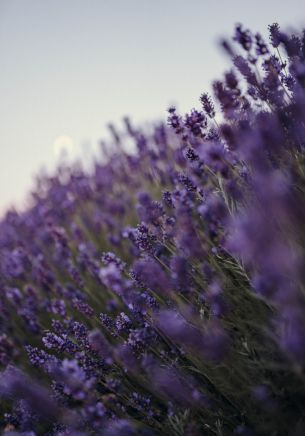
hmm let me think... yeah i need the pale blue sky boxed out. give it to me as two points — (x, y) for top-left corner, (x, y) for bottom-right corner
(1, 0), (305, 213)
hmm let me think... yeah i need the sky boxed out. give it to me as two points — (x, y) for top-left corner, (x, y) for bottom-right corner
(0, 0), (305, 214)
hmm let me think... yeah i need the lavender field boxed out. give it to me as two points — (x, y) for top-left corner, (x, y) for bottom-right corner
(1, 23), (305, 435)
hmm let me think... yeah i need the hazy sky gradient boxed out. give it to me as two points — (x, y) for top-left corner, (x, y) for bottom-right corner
(1, 0), (305, 213)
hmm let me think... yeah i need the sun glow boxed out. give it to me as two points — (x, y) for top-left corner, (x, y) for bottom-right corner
(53, 135), (74, 157)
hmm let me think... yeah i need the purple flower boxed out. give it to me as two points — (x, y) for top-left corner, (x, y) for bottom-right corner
(54, 359), (95, 401)
(88, 329), (113, 361)
(184, 109), (207, 137)
(167, 106), (185, 136)
(101, 251), (126, 271)
(132, 258), (171, 296)
(103, 419), (136, 436)
(234, 24), (252, 51)
(268, 23), (281, 48)
(200, 93), (216, 118)
(115, 312), (132, 332)
(71, 298), (94, 318)
(0, 334), (18, 366)
(0, 366), (60, 421)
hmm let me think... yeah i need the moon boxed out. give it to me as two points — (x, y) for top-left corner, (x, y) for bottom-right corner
(53, 135), (74, 157)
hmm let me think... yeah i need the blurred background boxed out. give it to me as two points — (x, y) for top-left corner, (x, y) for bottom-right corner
(0, 0), (304, 214)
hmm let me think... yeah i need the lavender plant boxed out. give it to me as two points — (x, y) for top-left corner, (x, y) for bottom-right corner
(1, 23), (305, 435)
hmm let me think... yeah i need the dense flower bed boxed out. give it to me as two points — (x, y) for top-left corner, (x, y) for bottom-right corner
(1, 23), (305, 435)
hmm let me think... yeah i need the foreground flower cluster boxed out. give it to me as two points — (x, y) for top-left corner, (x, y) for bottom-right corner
(1, 23), (305, 435)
